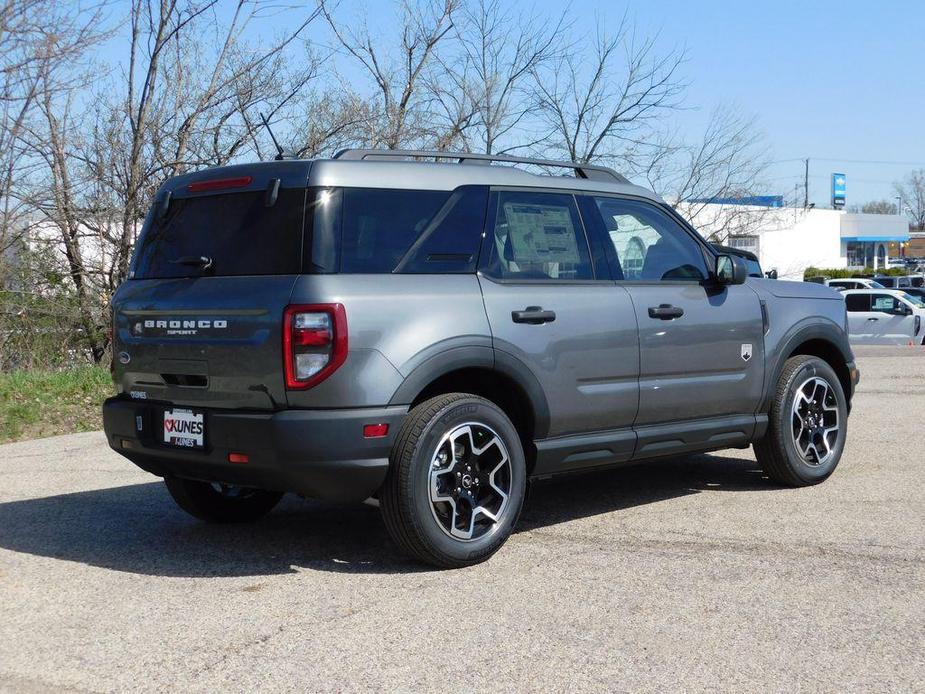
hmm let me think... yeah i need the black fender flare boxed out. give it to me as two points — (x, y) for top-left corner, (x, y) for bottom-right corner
(763, 318), (854, 412)
(389, 345), (552, 439)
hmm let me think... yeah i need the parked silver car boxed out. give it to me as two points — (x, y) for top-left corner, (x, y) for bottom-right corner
(843, 289), (925, 345)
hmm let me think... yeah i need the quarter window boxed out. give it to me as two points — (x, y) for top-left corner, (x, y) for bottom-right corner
(340, 188), (450, 273)
(308, 186), (487, 274)
(482, 191), (592, 280)
(591, 197), (707, 281)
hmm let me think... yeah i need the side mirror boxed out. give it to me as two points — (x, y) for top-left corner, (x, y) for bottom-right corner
(766, 269), (778, 280)
(715, 254), (748, 285)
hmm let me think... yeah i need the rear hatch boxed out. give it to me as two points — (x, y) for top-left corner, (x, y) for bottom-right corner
(112, 162), (312, 410)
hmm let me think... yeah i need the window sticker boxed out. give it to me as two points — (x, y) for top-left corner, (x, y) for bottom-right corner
(872, 297), (895, 312)
(503, 203), (580, 265)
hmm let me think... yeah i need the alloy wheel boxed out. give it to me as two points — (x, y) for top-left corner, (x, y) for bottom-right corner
(790, 376), (840, 466)
(428, 422), (512, 541)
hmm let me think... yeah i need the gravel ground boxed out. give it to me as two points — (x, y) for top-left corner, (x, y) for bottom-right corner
(0, 346), (922, 693)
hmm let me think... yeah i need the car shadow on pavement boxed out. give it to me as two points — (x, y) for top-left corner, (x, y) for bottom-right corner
(0, 453), (773, 577)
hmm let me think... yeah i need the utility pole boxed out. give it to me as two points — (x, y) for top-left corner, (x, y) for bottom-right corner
(803, 158), (809, 208)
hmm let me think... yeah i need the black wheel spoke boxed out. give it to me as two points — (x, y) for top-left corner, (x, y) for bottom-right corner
(429, 422), (511, 541)
(789, 376), (840, 467)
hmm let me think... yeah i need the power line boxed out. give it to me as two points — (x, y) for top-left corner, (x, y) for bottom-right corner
(811, 157), (925, 166)
(772, 156), (925, 167)
(767, 173), (903, 185)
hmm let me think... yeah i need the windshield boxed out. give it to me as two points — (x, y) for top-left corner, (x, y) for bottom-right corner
(868, 280), (885, 288)
(743, 257), (762, 277)
(901, 292), (925, 308)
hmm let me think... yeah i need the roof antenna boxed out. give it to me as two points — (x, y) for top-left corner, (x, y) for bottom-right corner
(260, 112), (288, 161)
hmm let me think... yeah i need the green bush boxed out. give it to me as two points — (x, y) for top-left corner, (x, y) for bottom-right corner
(804, 266), (913, 280)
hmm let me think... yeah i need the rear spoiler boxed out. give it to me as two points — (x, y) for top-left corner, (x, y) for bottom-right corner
(160, 160), (313, 201)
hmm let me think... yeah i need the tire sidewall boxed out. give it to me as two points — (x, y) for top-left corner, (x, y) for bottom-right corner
(408, 398), (526, 563)
(778, 358), (848, 483)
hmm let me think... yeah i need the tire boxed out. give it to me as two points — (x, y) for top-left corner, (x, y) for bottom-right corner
(754, 355), (848, 486)
(380, 393), (527, 568)
(164, 476), (283, 523)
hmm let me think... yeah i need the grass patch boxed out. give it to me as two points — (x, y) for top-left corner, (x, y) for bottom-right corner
(0, 367), (115, 443)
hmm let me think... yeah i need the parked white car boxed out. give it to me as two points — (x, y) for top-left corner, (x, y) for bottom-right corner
(874, 274), (924, 289)
(843, 289), (925, 345)
(825, 278), (885, 291)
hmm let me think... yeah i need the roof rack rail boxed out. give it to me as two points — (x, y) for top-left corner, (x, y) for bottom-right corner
(331, 149), (630, 184)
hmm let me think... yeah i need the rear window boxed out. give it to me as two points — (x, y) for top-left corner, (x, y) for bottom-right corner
(132, 189), (306, 279)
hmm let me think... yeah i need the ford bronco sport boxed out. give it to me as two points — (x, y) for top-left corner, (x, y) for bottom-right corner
(103, 149), (859, 568)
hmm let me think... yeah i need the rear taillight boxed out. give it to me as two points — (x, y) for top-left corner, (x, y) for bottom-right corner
(283, 304), (347, 390)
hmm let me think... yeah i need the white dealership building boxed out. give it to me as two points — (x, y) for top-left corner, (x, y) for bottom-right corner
(681, 203), (910, 281)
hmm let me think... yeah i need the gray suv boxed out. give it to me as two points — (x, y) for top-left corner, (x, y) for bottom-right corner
(103, 149), (859, 567)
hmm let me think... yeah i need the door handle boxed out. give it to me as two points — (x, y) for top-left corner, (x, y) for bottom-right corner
(867, 317), (879, 321)
(648, 304), (684, 320)
(512, 306), (556, 324)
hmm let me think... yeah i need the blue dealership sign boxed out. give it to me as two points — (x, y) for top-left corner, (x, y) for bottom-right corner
(832, 173), (846, 208)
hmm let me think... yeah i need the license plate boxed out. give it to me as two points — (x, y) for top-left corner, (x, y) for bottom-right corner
(163, 408), (205, 449)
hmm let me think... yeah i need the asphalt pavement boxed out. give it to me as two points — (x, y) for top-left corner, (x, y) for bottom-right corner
(0, 345), (922, 692)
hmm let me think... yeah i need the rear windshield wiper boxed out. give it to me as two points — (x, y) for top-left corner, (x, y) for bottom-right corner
(170, 255), (213, 270)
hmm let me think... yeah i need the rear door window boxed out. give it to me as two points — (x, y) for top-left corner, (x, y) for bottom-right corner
(481, 190), (593, 280)
(132, 189), (306, 279)
(844, 294), (870, 312)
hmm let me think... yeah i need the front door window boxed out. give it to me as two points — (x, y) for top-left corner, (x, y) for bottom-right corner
(591, 197), (708, 281)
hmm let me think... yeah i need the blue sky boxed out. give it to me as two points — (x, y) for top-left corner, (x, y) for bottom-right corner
(97, 0), (924, 208)
(545, 0), (925, 208)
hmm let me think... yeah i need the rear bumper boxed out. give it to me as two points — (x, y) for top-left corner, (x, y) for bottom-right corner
(102, 397), (407, 502)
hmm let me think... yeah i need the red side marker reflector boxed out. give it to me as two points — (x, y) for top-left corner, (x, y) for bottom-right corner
(228, 453), (249, 464)
(188, 176), (253, 193)
(363, 423), (389, 439)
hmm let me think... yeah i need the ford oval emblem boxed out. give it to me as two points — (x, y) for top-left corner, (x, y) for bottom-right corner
(118, 351), (131, 365)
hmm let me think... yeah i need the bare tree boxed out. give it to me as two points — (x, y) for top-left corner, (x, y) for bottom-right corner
(288, 83), (375, 158)
(856, 200), (898, 215)
(26, 0), (323, 363)
(319, 0), (463, 150)
(895, 170), (925, 230)
(533, 13), (686, 164)
(640, 106), (770, 242)
(0, 0), (106, 274)
(432, 0), (566, 154)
